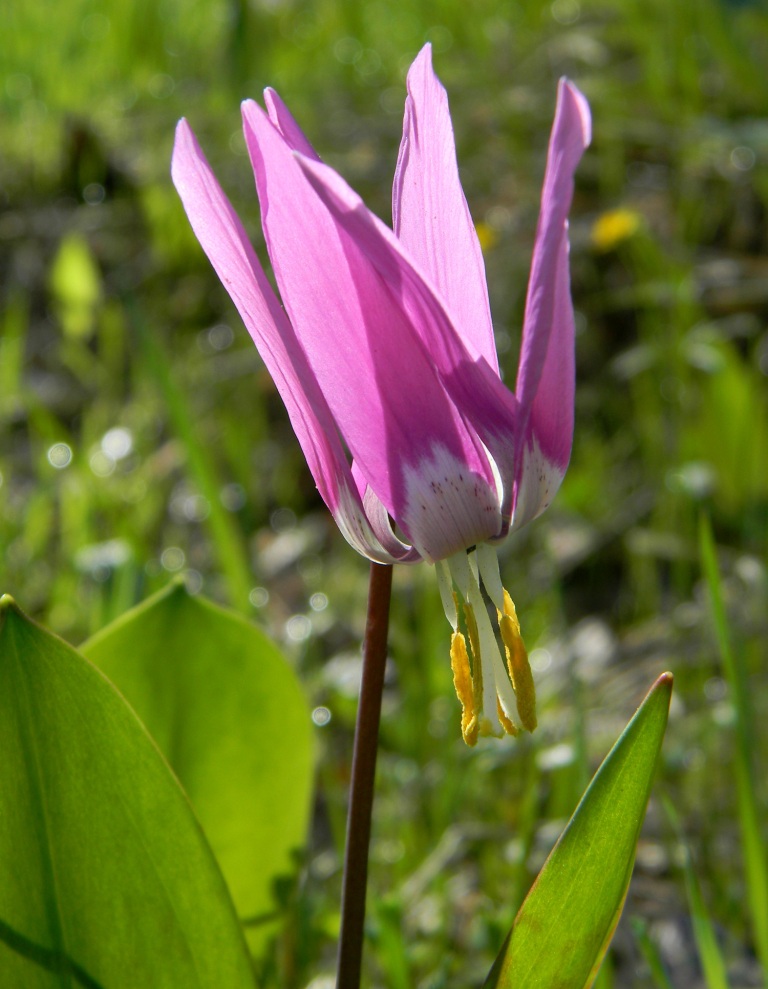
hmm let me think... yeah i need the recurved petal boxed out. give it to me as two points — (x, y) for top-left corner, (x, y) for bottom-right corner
(512, 80), (590, 529)
(351, 461), (421, 563)
(171, 119), (409, 563)
(393, 45), (497, 372)
(242, 100), (502, 561)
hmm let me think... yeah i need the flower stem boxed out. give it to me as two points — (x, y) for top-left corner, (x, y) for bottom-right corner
(336, 562), (393, 989)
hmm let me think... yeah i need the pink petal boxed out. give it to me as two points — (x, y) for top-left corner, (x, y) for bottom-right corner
(392, 44), (497, 372)
(171, 119), (410, 563)
(242, 101), (502, 561)
(512, 79), (591, 529)
(351, 460), (420, 562)
(263, 88), (320, 161)
(296, 150), (520, 532)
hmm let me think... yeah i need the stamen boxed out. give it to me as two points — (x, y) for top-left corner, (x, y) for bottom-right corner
(466, 575), (505, 737)
(447, 549), (471, 599)
(450, 632), (478, 746)
(499, 590), (537, 732)
(467, 548), (479, 585)
(497, 699), (520, 737)
(462, 601), (480, 674)
(442, 545), (537, 744)
(436, 559), (458, 629)
(461, 601), (485, 736)
(488, 637), (522, 732)
(476, 543), (505, 612)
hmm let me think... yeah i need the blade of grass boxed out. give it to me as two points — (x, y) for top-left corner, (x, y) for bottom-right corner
(681, 843), (731, 989)
(130, 302), (254, 611)
(0, 295), (27, 421)
(699, 514), (768, 979)
(370, 897), (411, 989)
(631, 919), (675, 989)
(665, 798), (731, 989)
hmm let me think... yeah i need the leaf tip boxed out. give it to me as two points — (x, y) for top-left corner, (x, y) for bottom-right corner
(0, 594), (18, 613)
(169, 574), (191, 595)
(654, 671), (674, 692)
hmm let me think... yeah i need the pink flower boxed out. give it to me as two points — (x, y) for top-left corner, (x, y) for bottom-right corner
(172, 45), (590, 744)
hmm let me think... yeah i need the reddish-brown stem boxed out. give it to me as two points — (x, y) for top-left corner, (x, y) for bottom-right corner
(336, 562), (393, 989)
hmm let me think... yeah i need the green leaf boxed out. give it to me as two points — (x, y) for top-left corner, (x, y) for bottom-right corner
(81, 580), (314, 957)
(484, 672), (673, 989)
(0, 594), (255, 988)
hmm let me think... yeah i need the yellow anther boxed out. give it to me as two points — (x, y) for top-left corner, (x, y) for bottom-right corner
(477, 715), (502, 739)
(497, 699), (520, 737)
(462, 601), (480, 670)
(499, 590), (537, 732)
(450, 631), (478, 746)
(462, 601), (485, 725)
(501, 590), (521, 634)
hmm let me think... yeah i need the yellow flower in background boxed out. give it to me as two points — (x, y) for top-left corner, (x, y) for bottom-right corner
(475, 220), (500, 254)
(591, 207), (642, 252)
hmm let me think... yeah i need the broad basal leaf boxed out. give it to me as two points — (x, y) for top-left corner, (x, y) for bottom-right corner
(82, 581), (314, 956)
(484, 672), (673, 989)
(0, 594), (255, 988)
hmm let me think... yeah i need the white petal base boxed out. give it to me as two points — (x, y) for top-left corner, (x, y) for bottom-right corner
(512, 435), (565, 533)
(401, 445), (501, 563)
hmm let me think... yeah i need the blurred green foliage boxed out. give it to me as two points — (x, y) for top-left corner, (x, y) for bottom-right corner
(2, 0), (768, 985)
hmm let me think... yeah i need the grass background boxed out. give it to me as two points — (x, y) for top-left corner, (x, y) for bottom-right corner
(2, 0), (768, 985)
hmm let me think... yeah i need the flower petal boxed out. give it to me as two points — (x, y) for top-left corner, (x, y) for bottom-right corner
(242, 100), (501, 561)
(171, 119), (409, 563)
(512, 80), (591, 528)
(263, 88), (320, 161)
(392, 44), (497, 372)
(351, 460), (421, 562)
(296, 150), (521, 532)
